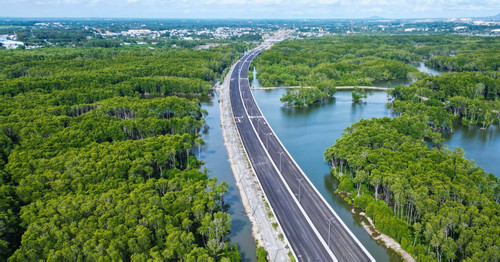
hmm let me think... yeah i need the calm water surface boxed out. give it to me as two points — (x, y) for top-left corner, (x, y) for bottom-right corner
(199, 93), (257, 262)
(253, 89), (401, 261)
(254, 66), (400, 260)
(250, 63), (499, 261)
(443, 124), (500, 176)
(373, 62), (445, 88)
(199, 64), (498, 261)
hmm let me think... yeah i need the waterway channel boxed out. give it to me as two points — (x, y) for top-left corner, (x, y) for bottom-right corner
(198, 93), (257, 262)
(248, 63), (499, 261)
(196, 61), (498, 261)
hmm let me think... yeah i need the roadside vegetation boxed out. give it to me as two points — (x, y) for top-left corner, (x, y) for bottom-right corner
(0, 44), (248, 260)
(253, 35), (499, 107)
(320, 35), (499, 261)
(325, 116), (499, 261)
(254, 34), (500, 260)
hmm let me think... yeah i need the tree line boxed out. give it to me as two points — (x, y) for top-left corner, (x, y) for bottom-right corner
(0, 44), (248, 260)
(320, 34), (500, 261)
(390, 72), (500, 131)
(253, 35), (498, 107)
(325, 116), (499, 261)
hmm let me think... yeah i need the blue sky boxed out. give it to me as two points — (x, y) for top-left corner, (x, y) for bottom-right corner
(1, 0), (499, 19)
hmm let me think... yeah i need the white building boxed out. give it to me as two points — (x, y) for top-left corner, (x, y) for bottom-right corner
(0, 38), (24, 49)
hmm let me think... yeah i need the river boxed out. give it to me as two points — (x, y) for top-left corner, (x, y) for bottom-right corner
(198, 94), (257, 262)
(248, 63), (499, 261)
(196, 61), (497, 261)
(252, 88), (402, 261)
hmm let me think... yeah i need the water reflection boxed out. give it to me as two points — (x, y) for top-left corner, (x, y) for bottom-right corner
(251, 67), (262, 88)
(373, 61), (444, 88)
(199, 92), (257, 262)
(280, 96), (336, 117)
(253, 86), (499, 261)
(443, 124), (500, 176)
(415, 61), (445, 76)
(253, 89), (402, 261)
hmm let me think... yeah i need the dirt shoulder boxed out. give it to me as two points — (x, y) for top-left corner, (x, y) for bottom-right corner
(217, 46), (291, 261)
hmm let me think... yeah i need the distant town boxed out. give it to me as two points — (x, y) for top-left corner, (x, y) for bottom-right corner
(1, 16), (499, 49)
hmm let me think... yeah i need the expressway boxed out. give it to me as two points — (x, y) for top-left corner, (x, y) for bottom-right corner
(229, 43), (376, 261)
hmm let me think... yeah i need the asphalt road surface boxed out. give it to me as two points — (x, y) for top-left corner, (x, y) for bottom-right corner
(229, 44), (375, 262)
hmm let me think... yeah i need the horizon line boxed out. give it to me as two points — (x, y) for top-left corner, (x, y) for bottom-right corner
(1, 16), (498, 21)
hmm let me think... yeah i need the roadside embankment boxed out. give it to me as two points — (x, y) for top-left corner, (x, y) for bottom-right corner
(218, 49), (290, 261)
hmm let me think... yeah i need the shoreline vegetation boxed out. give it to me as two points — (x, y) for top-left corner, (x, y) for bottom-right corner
(339, 191), (416, 262)
(0, 44), (251, 260)
(251, 85), (390, 91)
(255, 34), (500, 261)
(325, 116), (499, 261)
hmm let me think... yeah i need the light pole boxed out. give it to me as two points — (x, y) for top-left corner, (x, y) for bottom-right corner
(265, 132), (273, 149)
(328, 217), (335, 247)
(297, 178), (304, 203)
(252, 201), (260, 216)
(258, 119), (267, 134)
(279, 151), (284, 173)
(272, 247), (284, 262)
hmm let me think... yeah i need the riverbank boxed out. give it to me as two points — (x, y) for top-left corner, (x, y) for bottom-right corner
(338, 189), (415, 262)
(359, 213), (415, 262)
(251, 85), (390, 91)
(218, 49), (290, 261)
(252, 89), (407, 261)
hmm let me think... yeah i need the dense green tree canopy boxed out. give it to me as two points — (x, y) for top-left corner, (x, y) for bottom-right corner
(253, 35), (499, 107)
(0, 44), (247, 260)
(318, 34), (500, 261)
(325, 116), (500, 261)
(389, 72), (500, 130)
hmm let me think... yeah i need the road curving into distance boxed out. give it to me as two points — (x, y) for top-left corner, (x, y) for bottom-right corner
(228, 42), (375, 261)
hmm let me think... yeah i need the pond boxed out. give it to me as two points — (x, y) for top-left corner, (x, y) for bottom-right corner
(199, 63), (497, 261)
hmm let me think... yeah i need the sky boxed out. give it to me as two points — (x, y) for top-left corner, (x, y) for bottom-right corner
(1, 0), (499, 19)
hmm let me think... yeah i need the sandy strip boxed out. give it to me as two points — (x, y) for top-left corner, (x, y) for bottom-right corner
(358, 212), (416, 262)
(218, 45), (290, 261)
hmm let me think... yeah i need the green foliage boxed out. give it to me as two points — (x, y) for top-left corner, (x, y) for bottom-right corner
(253, 35), (429, 89)
(426, 40), (500, 72)
(389, 72), (500, 130)
(0, 44), (246, 260)
(280, 87), (328, 107)
(351, 86), (367, 102)
(325, 116), (500, 261)
(0, 44), (248, 96)
(256, 246), (268, 262)
(256, 35), (499, 111)
(278, 233), (284, 241)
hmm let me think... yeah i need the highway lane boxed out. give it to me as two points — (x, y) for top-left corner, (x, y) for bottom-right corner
(230, 50), (334, 261)
(230, 45), (375, 261)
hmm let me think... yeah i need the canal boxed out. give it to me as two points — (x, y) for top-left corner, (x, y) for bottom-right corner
(196, 61), (498, 261)
(198, 93), (257, 262)
(249, 63), (499, 261)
